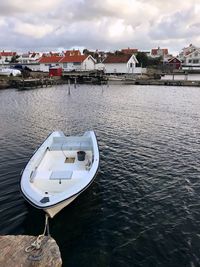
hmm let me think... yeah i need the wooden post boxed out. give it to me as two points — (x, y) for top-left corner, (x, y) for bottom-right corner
(0, 235), (62, 267)
(68, 79), (71, 95)
(185, 73), (188, 81)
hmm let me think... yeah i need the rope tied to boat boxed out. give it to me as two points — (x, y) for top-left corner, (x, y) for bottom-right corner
(25, 213), (50, 261)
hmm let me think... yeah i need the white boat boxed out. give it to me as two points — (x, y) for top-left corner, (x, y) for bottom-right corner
(21, 131), (99, 218)
(0, 68), (21, 76)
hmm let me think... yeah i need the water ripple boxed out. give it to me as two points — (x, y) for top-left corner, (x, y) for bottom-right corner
(0, 85), (200, 266)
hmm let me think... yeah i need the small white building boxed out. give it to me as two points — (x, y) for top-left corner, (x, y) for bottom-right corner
(59, 55), (96, 71)
(103, 54), (139, 74)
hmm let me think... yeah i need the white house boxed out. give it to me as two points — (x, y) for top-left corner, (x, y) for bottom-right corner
(178, 44), (198, 62)
(103, 54), (139, 74)
(38, 56), (63, 72)
(181, 49), (200, 70)
(59, 55), (96, 71)
(0, 51), (17, 65)
(18, 52), (42, 64)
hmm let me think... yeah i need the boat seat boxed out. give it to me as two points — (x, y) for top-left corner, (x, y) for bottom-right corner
(30, 170), (51, 182)
(50, 170), (73, 180)
(52, 136), (90, 143)
(49, 141), (92, 151)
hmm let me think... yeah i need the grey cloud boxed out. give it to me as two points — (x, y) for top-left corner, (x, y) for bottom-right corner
(149, 8), (198, 40)
(0, 0), (199, 54)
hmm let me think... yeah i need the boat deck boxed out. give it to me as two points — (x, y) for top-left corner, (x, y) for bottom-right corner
(31, 150), (93, 194)
(38, 150), (92, 172)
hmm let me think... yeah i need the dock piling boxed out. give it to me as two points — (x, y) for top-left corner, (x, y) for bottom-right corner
(68, 79), (71, 95)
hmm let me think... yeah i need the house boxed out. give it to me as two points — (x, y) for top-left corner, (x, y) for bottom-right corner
(182, 49), (200, 70)
(151, 47), (169, 58)
(178, 44), (198, 62)
(165, 57), (182, 70)
(38, 56), (63, 72)
(38, 50), (96, 72)
(18, 52), (42, 64)
(103, 54), (139, 74)
(0, 51), (17, 64)
(59, 55), (96, 71)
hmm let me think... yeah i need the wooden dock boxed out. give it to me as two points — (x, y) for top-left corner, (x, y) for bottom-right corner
(9, 78), (57, 90)
(62, 70), (107, 84)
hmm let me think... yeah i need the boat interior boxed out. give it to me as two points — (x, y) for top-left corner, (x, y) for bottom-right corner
(30, 136), (94, 194)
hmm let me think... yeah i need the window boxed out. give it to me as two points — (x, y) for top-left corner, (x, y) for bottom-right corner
(73, 62), (81, 66)
(63, 63), (68, 68)
(188, 59), (192, 63)
(193, 59), (199, 64)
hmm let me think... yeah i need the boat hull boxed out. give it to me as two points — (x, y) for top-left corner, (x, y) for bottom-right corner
(45, 194), (78, 218)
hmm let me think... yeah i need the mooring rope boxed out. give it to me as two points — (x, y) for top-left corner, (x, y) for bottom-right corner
(25, 213), (50, 261)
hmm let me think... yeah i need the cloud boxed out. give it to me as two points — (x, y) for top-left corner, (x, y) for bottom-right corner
(0, 0), (63, 15)
(0, 0), (199, 54)
(14, 22), (54, 38)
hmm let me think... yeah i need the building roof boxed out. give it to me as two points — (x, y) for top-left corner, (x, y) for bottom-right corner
(59, 55), (87, 63)
(64, 50), (81, 56)
(103, 54), (132, 63)
(184, 48), (200, 58)
(121, 48), (138, 54)
(0, 51), (16, 57)
(168, 57), (181, 63)
(151, 48), (168, 56)
(38, 56), (63, 64)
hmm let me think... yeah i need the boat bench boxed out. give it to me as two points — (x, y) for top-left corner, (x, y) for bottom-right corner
(31, 170), (73, 182)
(49, 137), (92, 151)
(50, 170), (73, 180)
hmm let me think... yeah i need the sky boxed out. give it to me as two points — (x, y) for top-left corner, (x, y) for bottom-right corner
(0, 0), (200, 55)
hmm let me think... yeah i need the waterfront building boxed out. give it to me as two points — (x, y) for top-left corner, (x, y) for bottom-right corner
(165, 57), (182, 70)
(0, 51), (17, 64)
(178, 44), (198, 62)
(38, 56), (63, 72)
(178, 44), (200, 70)
(102, 54), (140, 74)
(59, 55), (96, 71)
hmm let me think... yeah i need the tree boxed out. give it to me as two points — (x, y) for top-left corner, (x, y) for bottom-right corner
(136, 52), (162, 68)
(10, 55), (20, 63)
(136, 52), (149, 67)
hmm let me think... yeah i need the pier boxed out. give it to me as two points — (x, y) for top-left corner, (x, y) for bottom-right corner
(9, 78), (58, 90)
(0, 70), (200, 89)
(0, 235), (62, 267)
